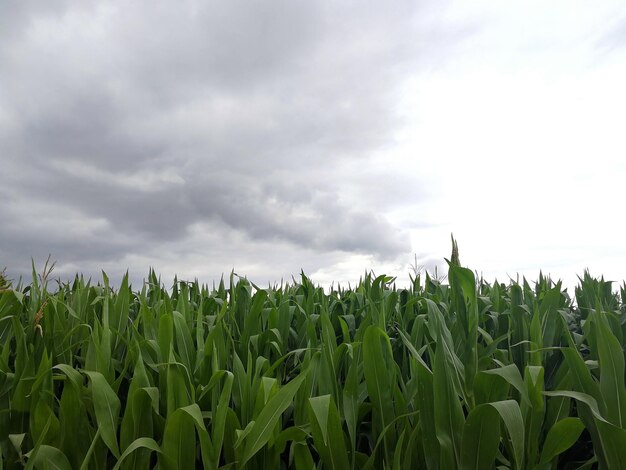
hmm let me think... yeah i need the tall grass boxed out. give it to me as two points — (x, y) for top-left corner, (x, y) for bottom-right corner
(1, 255), (625, 468)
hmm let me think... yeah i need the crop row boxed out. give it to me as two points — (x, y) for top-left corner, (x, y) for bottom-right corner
(1, 258), (625, 468)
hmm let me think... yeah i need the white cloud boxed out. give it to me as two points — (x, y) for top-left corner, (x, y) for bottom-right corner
(391, 0), (626, 291)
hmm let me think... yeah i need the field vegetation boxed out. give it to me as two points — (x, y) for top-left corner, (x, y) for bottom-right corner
(1, 248), (625, 469)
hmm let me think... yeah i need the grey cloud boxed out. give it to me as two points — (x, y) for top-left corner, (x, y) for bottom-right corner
(1, 0), (459, 280)
(205, 183), (409, 257)
(118, 2), (322, 97)
(0, 0), (76, 42)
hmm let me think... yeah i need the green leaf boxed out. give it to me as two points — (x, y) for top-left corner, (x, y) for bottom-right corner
(120, 387), (157, 470)
(594, 418), (626, 468)
(433, 321), (465, 469)
(416, 359), (439, 470)
(158, 312), (174, 362)
(29, 445), (72, 470)
(460, 404), (500, 470)
(113, 438), (161, 470)
(173, 311), (195, 373)
(240, 369), (308, 467)
(342, 343), (360, 462)
(544, 390), (626, 468)
(120, 349), (154, 462)
(309, 395), (331, 446)
(166, 361), (193, 415)
(84, 371), (121, 458)
(538, 417), (585, 465)
(161, 404), (215, 470)
(523, 365), (545, 465)
(293, 442), (316, 470)
(448, 263), (478, 405)
(474, 371), (509, 405)
(206, 370), (234, 467)
(482, 363), (530, 406)
(594, 310), (626, 427)
(160, 410), (195, 470)
(308, 395), (350, 470)
(489, 400), (525, 470)
(363, 325), (397, 462)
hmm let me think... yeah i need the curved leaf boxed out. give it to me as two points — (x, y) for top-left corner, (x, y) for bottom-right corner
(539, 417), (585, 465)
(30, 445), (72, 470)
(113, 437), (161, 470)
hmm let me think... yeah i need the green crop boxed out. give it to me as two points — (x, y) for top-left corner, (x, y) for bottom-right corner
(1, 251), (625, 469)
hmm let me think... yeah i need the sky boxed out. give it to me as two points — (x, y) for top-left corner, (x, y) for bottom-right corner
(2, 1), (626, 292)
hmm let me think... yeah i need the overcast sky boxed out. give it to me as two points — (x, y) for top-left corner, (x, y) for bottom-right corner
(2, 1), (626, 292)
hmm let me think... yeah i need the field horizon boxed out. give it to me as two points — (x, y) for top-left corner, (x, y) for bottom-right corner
(2, 254), (626, 468)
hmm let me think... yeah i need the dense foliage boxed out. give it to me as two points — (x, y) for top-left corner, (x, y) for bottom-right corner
(1, 258), (625, 469)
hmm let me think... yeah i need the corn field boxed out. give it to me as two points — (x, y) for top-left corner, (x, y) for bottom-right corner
(1, 259), (625, 469)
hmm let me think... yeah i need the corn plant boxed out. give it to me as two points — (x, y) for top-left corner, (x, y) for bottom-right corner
(1, 250), (625, 468)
